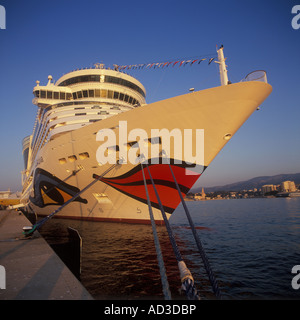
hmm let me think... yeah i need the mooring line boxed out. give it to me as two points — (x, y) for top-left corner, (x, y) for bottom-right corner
(144, 163), (199, 300)
(168, 163), (221, 299)
(141, 163), (172, 300)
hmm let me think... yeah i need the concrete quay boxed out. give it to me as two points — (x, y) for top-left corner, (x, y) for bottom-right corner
(0, 210), (93, 300)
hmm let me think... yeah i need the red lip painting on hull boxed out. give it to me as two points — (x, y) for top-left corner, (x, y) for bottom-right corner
(96, 163), (201, 214)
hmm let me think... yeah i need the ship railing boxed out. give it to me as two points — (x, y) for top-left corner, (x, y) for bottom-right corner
(240, 70), (268, 84)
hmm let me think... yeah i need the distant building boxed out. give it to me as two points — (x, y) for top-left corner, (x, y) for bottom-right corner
(0, 189), (21, 207)
(0, 189), (11, 199)
(194, 188), (206, 200)
(280, 181), (297, 192)
(261, 184), (276, 195)
(201, 187), (206, 200)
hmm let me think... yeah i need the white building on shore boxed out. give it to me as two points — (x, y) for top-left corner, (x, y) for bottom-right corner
(280, 181), (297, 192)
(261, 184), (276, 195)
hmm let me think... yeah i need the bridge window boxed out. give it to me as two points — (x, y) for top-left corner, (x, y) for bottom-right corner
(36, 86), (139, 105)
(58, 74), (145, 97)
(107, 90), (113, 98)
(58, 74), (100, 86)
(100, 89), (107, 98)
(113, 91), (119, 99)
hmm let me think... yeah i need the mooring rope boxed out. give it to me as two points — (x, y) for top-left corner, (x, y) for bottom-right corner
(168, 163), (222, 299)
(144, 163), (199, 300)
(141, 163), (172, 300)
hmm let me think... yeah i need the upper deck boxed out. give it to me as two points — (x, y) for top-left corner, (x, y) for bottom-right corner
(56, 67), (146, 97)
(32, 66), (146, 109)
(23, 66), (147, 184)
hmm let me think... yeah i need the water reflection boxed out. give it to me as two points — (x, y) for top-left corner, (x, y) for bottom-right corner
(40, 219), (199, 299)
(39, 198), (300, 300)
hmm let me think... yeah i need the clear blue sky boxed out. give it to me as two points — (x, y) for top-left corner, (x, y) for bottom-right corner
(0, 0), (299, 191)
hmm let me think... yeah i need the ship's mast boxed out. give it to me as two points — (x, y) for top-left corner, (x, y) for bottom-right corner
(216, 45), (229, 86)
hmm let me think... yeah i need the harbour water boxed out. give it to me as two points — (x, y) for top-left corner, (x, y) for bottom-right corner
(40, 197), (300, 300)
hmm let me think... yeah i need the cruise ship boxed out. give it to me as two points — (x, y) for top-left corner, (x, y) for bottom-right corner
(21, 47), (272, 224)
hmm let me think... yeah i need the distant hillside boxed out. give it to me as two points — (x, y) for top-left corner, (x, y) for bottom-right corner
(192, 173), (300, 193)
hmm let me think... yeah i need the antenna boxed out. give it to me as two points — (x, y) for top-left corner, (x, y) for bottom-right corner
(215, 45), (229, 86)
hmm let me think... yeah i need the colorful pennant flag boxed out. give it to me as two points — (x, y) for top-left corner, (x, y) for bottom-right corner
(115, 55), (216, 71)
(208, 58), (215, 65)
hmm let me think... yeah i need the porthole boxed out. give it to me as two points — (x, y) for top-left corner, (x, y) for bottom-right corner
(59, 158), (67, 164)
(223, 133), (232, 141)
(79, 152), (90, 160)
(68, 155), (77, 162)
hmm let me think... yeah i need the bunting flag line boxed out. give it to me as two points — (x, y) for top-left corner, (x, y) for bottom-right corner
(113, 54), (217, 72)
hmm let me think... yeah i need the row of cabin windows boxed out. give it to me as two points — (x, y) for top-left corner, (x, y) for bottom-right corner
(59, 152), (90, 164)
(74, 111), (109, 116)
(57, 74), (146, 98)
(34, 89), (139, 106)
(32, 101), (129, 147)
(74, 106), (120, 111)
(44, 101), (133, 114)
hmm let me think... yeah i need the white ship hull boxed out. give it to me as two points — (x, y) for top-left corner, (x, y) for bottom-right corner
(21, 81), (272, 224)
